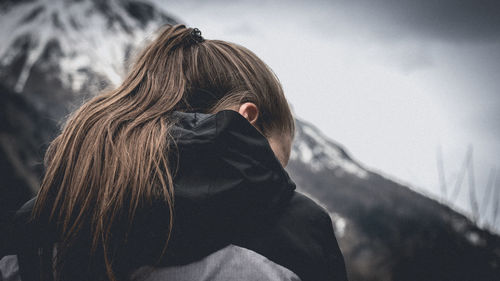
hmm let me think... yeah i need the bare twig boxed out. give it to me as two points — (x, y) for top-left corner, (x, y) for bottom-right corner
(467, 145), (479, 222)
(492, 168), (500, 226)
(450, 146), (471, 203)
(436, 144), (447, 201)
(480, 167), (496, 216)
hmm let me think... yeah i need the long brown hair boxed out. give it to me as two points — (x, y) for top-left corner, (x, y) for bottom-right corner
(33, 24), (294, 281)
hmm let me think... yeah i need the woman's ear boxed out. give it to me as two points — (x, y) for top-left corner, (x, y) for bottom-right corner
(237, 102), (259, 126)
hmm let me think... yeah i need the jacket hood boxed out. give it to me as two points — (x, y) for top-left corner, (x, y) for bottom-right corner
(151, 109), (296, 265)
(169, 109), (295, 217)
(6, 109), (296, 266)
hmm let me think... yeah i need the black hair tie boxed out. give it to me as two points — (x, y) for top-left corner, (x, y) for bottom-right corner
(190, 28), (204, 43)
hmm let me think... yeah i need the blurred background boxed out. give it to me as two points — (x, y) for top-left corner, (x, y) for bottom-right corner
(0, 0), (499, 280)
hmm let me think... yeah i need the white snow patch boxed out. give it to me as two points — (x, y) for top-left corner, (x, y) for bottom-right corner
(292, 119), (369, 178)
(330, 212), (347, 237)
(465, 231), (485, 246)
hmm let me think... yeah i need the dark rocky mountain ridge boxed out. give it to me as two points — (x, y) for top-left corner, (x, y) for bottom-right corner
(290, 117), (500, 280)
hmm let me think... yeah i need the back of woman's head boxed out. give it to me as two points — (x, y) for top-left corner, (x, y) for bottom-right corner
(33, 24), (294, 281)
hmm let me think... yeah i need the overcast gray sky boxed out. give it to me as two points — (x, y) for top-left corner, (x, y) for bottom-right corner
(156, 0), (500, 230)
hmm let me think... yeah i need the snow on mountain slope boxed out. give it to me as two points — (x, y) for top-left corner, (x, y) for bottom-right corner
(0, 0), (177, 117)
(292, 117), (369, 178)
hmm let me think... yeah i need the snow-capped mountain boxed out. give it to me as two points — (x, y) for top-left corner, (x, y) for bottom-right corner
(1, 1), (499, 281)
(0, 0), (177, 118)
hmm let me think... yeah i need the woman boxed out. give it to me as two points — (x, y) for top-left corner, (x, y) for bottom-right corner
(1, 24), (347, 281)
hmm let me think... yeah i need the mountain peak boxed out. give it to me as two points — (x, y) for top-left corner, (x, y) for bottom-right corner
(0, 0), (176, 96)
(292, 117), (369, 178)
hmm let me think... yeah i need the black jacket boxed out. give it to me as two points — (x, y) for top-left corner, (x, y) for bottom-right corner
(2, 110), (348, 281)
